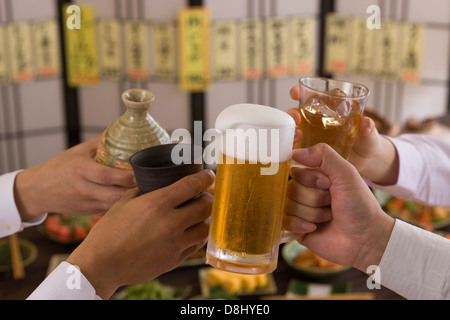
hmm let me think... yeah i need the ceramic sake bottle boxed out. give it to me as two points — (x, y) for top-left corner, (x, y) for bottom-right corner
(96, 88), (171, 169)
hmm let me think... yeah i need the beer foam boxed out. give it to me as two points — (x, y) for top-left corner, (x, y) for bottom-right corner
(215, 104), (295, 163)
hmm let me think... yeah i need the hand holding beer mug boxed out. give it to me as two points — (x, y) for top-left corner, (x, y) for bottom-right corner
(296, 77), (370, 159)
(206, 104), (296, 274)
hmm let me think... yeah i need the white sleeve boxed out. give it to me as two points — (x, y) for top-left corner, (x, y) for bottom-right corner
(0, 170), (46, 238)
(367, 134), (450, 207)
(379, 219), (450, 300)
(27, 261), (101, 300)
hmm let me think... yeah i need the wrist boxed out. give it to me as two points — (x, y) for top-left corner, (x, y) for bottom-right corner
(13, 168), (47, 222)
(354, 212), (395, 273)
(67, 244), (119, 300)
(362, 137), (399, 186)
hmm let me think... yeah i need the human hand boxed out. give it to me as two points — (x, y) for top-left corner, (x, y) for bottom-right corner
(14, 135), (136, 221)
(66, 169), (215, 299)
(283, 143), (395, 272)
(288, 85), (399, 185)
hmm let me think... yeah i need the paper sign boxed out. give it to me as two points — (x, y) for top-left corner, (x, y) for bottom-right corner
(324, 13), (350, 74)
(290, 16), (315, 75)
(350, 18), (374, 76)
(178, 7), (211, 92)
(98, 20), (123, 80)
(63, 5), (99, 86)
(266, 17), (289, 78)
(211, 21), (237, 80)
(399, 23), (425, 83)
(240, 19), (263, 79)
(124, 20), (149, 80)
(151, 22), (177, 81)
(33, 20), (61, 78)
(374, 20), (400, 80)
(0, 25), (9, 84)
(7, 22), (34, 83)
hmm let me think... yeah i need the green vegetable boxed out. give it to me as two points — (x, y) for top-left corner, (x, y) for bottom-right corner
(112, 280), (177, 300)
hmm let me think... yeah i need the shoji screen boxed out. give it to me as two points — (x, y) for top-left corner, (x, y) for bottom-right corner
(75, 0), (191, 142)
(334, 0), (450, 124)
(74, 0), (321, 138)
(0, 0), (65, 174)
(205, 0), (320, 130)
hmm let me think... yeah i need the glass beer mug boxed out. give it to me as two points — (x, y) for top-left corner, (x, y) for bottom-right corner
(206, 104), (296, 274)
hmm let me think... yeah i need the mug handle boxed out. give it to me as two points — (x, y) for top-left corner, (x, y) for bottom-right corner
(281, 230), (298, 243)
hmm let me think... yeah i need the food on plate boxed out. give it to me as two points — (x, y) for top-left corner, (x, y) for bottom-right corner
(112, 280), (184, 300)
(385, 197), (450, 230)
(43, 214), (101, 243)
(206, 268), (268, 293)
(294, 249), (341, 270)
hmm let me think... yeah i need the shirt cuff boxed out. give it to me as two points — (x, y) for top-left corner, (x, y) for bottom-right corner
(0, 170), (47, 238)
(379, 219), (450, 300)
(27, 261), (101, 300)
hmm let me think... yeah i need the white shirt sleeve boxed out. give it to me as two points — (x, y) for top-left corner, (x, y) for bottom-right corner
(0, 170), (47, 238)
(27, 261), (101, 300)
(379, 219), (450, 299)
(367, 134), (450, 207)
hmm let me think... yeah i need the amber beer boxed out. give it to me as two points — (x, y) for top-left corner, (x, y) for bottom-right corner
(206, 104), (295, 274)
(296, 77), (370, 159)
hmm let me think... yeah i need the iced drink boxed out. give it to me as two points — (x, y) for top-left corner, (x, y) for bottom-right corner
(297, 78), (369, 159)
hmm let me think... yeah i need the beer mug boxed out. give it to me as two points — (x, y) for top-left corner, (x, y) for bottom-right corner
(206, 104), (296, 274)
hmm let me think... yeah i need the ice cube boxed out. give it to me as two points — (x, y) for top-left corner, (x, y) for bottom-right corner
(305, 97), (338, 118)
(326, 88), (347, 97)
(302, 97), (344, 128)
(321, 116), (344, 127)
(335, 100), (352, 117)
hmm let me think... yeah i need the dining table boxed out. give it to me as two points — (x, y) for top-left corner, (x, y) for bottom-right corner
(0, 224), (408, 300)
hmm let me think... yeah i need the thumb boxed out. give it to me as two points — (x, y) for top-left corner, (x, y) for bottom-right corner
(292, 144), (364, 188)
(352, 116), (380, 158)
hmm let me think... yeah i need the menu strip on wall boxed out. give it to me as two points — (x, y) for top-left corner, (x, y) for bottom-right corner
(8, 22), (34, 83)
(266, 17), (289, 78)
(0, 25), (9, 84)
(63, 5), (99, 87)
(400, 23), (425, 83)
(211, 21), (238, 81)
(33, 20), (61, 78)
(178, 7), (211, 91)
(151, 22), (177, 81)
(324, 13), (350, 75)
(374, 20), (400, 81)
(240, 19), (263, 79)
(350, 18), (374, 76)
(290, 17), (315, 75)
(125, 20), (149, 81)
(98, 20), (123, 80)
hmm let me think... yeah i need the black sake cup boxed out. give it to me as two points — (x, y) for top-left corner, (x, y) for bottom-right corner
(130, 143), (204, 194)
